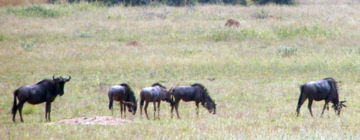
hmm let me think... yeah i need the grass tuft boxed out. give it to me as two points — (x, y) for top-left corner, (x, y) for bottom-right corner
(276, 45), (297, 57)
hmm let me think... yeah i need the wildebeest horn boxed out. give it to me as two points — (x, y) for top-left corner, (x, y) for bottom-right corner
(340, 100), (347, 107)
(53, 75), (56, 80)
(168, 87), (173, 93)
(66, 76), (71, 81)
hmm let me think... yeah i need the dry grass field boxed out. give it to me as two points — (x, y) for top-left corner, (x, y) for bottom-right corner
(1, 1), (360, 139)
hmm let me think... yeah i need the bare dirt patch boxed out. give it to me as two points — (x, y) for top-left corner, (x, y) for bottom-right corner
(51, 116), (131, 125)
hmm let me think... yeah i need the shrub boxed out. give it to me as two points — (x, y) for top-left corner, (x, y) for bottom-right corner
(253, 0), (295, 5)
(276, 46), (297, 57)
(252, 9), (269, 19)
(20, 40), (37, 51)
(223, 0), (247, 5)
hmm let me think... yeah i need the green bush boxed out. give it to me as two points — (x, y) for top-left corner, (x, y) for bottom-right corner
(252, 9), (269, 19)
(276, 46), (297, 57)
(20, 40), (37, 51)
(253, 0), (295, 5)
(223, 0), (247, 5)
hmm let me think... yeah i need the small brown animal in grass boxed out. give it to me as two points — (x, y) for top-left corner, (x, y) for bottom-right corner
(126, 40), (141, 47)
(225, 19), (240, 27)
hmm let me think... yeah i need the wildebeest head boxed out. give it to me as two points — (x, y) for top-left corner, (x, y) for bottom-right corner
(53, 75), (71, 96)
(333, 100), (347, 115)
(119, 83), (137, 115)
(124, 101), (137, 115)
(204, 102), (216, 114)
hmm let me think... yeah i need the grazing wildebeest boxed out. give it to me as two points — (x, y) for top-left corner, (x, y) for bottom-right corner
(108, 83), (137, 118)
(296, 77), (347, 117)
(140, 83), (174, 120)
(11, 76), (71, 122)
(170, 83), (216, 119)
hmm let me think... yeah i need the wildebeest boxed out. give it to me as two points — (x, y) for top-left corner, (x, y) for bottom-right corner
(11, 76), (71, 122)
(170, 83), (216, 119)
(108, 83), (137, 118)
(225, 19), (240, 27)
(296, 77), (347, 117)
(140, 83), (174, 120)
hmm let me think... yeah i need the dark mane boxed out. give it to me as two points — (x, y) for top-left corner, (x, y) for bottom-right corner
(191, 83), (208, 95)
(120, 83), (136, 102)
(323, 77), (339, 104)
(120, 83), (130, 88)
(152, 83), (166, 88)
(191, 83), (214, 103)
(323, 77), (338, 92)
(36, 79), (52, 85)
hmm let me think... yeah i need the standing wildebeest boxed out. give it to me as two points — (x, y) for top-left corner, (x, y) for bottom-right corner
(170, 83), (216, 119)
(108, 83), (137, 118)
(296, 77), (347, 117)
(12, 76), (71, 122)
(140, 83), (174, 120)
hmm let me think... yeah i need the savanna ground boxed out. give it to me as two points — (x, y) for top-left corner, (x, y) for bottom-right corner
(1, 1), (360, 139)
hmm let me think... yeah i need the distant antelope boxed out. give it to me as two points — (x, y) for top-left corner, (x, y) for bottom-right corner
(225, 19), (240, 28)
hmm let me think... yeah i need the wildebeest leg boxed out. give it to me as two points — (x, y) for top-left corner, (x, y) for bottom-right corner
(175, 101), (181, 119)
(123, 103), (127, 118)
(195, 102), (200, 117)
(307, 99), (314, 117)
(144, 102), (149, 120)
(159, 101), (162, 119)
(171, 100), (176, 118)
(140, 100), (144, 118)
(45, 102), (51, 121)
(296, 92), (307, 117)
(321, 101), (329, 117)
(12, 104), (17, 122)
(153, 102), (157, 120)
(120, 103), (123, 118)
(18, 101), (25, 122)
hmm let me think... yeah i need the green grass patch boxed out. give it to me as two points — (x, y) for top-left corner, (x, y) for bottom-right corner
(207, 25), (338, 42)
(274, 25), (337, 39)
(7, 5), (66, 18)
(276, 45), (297, 57)
(0, 34), (6, 41)
(207, 28), (275, 42)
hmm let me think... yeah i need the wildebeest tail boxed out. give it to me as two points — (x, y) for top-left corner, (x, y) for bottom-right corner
(108, 95), (113, 110)
(298, 85), (305, 106)
(11, 90), (18, 115)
